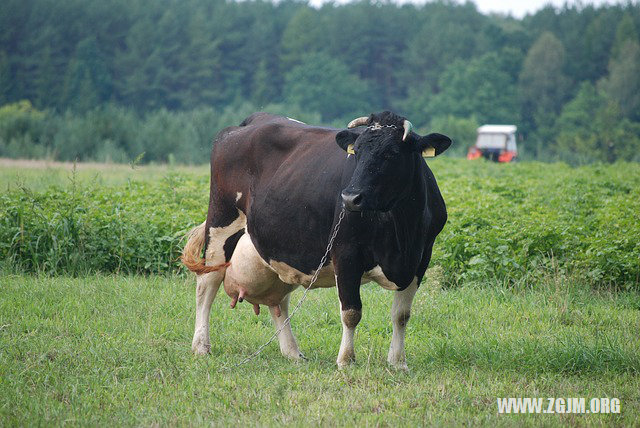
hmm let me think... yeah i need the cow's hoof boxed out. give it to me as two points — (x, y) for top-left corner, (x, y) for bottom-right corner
(388, 361), (409, 371)
(337, 350), (356, 368)
(283, 351), (306, 361)
(336, 357), (355, 369)
(191, 339), (211, 355)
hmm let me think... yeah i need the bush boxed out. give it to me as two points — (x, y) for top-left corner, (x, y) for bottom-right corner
(433, 159), (640, 288)
(0, 171), (208, 275)
(0, 101), (53, 159)
(0, 159), (638, 288)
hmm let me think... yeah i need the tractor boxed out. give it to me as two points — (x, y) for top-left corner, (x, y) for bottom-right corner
(467, 125), (518, 162)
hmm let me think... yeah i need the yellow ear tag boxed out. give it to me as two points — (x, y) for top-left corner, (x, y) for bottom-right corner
(347, 144), (355, 155)
(422, 146), (436, 158)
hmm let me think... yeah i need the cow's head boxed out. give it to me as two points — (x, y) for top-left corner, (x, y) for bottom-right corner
(336, 111), (451, 212)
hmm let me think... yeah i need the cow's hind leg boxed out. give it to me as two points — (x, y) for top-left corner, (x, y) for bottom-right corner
(192, 271), (223, 354)
(269, 294), (305, 360)
(191, 210), (246, 355)
(387, 279), (418, 370)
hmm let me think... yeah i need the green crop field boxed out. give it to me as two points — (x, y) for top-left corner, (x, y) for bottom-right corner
(1, 158), (639, 425)
(1, 158), (639, 287)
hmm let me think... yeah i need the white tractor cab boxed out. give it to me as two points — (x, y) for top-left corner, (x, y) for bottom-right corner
(467, 124), (518, 163)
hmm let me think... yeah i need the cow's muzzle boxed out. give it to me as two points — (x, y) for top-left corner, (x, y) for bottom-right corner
(341, 190), (363, 212)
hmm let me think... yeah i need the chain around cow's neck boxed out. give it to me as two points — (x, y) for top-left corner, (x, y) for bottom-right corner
(223, 207), (347, 370)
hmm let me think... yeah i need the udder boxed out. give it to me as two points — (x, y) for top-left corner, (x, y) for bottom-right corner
(223, 233), (297, 314)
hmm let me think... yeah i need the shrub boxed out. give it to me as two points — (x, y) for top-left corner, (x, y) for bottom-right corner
(0, 159), (638, 289)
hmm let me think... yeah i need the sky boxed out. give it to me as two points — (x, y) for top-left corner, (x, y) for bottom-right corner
(468, 0), (623, 17)
(307, 0), (628, 18)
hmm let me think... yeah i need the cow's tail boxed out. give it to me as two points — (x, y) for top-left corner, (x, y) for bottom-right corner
(181, 222), (229, 275)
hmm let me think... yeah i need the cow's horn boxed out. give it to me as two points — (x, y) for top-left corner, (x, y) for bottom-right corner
(402, 120), (413, 141)
(347, 116), (369, 128)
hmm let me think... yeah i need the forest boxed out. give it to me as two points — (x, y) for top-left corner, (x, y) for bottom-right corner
(1, 0), (640, 164)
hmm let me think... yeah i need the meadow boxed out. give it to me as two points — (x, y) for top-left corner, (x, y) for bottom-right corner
(1, 158), (639, 425)
(1, 275), (639, 426)
(1, 157), (638, 288)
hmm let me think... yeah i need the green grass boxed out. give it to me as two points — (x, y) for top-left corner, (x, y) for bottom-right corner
(1, 274), (638, 426)
(0, 159), (208, 191)
(2, 158), (639, 287)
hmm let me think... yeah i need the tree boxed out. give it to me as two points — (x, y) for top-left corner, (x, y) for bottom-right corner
(611, 13), (639, 60)
(555, 81), (640, 163)
(554, 82), (606, 161)
(180, 12), (225, 109)
(63, 37), (112, 111)
(283, 53), (371, 121)
(252, 59), (278, 107)
(0, 51), (12, 104)
(113, 9), (166, 111)
(518, 32), (569, 138)
(425, 52), (519, 124)
(281, 7), (326, 70)
(599, 40), (640, 121)
(573, 8), (620, 83)
(404, 2), (488, 93)
(323, 1), (408, 107)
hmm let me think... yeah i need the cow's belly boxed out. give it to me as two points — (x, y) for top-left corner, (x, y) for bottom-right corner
(227, 233), (401, 292)
(268, 262), (400, 290)
(363, 266), (400, 290)
(268, 260), (337, 289)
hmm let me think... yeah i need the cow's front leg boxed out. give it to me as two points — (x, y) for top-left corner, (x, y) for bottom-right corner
(335, 269), (363, 368)
(387, 279), (418, 370)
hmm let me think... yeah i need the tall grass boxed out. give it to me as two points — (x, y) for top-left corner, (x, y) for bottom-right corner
(0, 158), (638, 288)
(0, 165), (207, 275)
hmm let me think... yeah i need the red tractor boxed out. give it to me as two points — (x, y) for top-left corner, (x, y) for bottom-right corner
(467, 125), (518, 163)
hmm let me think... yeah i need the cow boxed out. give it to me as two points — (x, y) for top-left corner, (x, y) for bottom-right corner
(181, 111), (451, 369)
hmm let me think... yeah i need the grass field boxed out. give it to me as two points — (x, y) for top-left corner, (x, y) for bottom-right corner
(0, 158), (208, 190)
(1, 274), (639, 426)
(1, 158), (639, 425)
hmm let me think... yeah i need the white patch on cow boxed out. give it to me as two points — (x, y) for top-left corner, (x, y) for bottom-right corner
(387, 278), (418, 370)
(336, 305), (361, 368)
(364, 265), (400, 290)
(267, 261), (387, 289)
(268, 260), (336, 288)
(204, 211), (246, 261)
(269, 294), (304, 360)
(286, 117), (306, 124)
(235, 192), (243, 202)
(192, 210), (247, 355)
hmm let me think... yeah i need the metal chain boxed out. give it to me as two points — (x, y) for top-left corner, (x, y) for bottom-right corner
(222, 207), (347, 369)
(367, 123), (398, 131)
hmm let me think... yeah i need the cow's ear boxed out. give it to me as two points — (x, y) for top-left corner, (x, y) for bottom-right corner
(414, 133), (452, 157)
(335, 130), (359, 152)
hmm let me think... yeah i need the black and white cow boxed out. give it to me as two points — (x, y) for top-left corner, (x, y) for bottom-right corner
(182, 111), (451, 369)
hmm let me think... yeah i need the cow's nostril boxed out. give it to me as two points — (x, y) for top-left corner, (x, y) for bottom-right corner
(352, 194), (362, 206)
